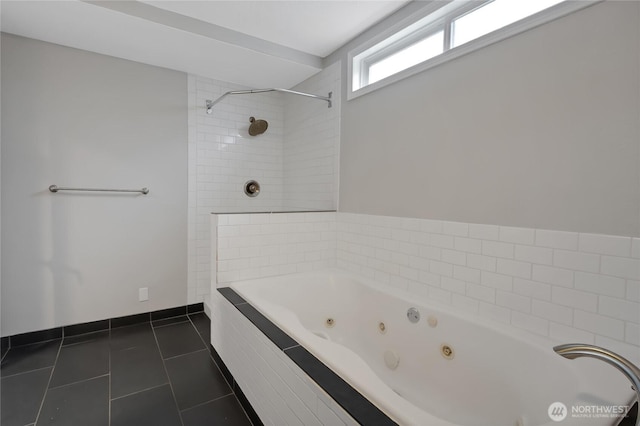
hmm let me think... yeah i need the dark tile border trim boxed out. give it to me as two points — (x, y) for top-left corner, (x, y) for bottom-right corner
(209, 343), (263, 426)
(187, 302), (204, 314)
(10, 327), (62, 347)
(218, 287), (397, 426)
(150, 306), (187, 321)
(6, 303), (201, 347)
(111, 312), (150, 329)
(64, 319), (109, 337)
(1, 336), (9, 360)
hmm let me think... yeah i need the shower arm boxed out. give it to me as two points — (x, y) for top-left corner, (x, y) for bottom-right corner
(206, 88), (332, 113)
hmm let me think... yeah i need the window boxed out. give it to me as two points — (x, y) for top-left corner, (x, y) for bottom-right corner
(350, 0), (597, 98)
(452, 0), (564, 47)
(368, 30), (444, 85)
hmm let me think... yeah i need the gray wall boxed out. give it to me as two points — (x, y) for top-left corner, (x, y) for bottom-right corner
(1, 34), (188, 336)
(337, 1), (640, 237)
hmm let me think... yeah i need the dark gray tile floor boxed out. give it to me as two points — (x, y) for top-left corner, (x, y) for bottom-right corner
(1, 313), (253, 426)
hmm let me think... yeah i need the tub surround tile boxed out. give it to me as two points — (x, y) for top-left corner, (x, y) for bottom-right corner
(1, 367), (51, 426)
(218, 287), (248, 306)
(513, 278), (552, 301)
(235, 302), (299, 350)
(469, 223), (500, 241)
(217, 288), (396, 426)
(481, 240), (514, 259)
(551, 287), (598, 312)
(535, 229), (579, 250)
(574, 272), (626, 298)
(218, 287), (298, 349)
(579, 233), (631, 257)
(625, 323), (640, 346)
(285, 346), (397, 426)
(189, 69), (333, 303)
(627, 281), (640, 302)
(552, 249), (600, 273)
(231, 379), (263, 426)
(632, 239), (640, 259)
(531, 265), (573, 287)
(499, 226), (535, 245)
(601, 256), (640, 280)
(215, 212), (640, 385)
(598, 296), (640, 323)
(573, 310), (625, 341)
(514, 244), (553, 265)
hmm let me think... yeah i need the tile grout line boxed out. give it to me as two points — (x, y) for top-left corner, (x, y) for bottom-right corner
(0, 365), (56, 380)
(46, 373), (110, 391)
(163, 347), (209, 362)
(109, 382), (170, 402)
(187, 314), (257, 426)
(189, 315), (233, 389)
(0, 340), (10, 364)
(179, 391), (234, 413)
(33, 339), (63, 425)
(151, 321), (185, 426)
(151, 319), (191, 329)
(108, 322), (112, 426)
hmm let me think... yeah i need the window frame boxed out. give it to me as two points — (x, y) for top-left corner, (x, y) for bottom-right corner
(348, 0), (601, 101)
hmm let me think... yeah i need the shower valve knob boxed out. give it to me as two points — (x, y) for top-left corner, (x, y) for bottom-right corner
(244, 180), (260, 197)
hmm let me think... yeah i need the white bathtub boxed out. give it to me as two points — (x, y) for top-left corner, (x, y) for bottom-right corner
(229, 268), (634, 426)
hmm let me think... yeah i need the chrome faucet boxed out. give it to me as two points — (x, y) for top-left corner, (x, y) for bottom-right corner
(554, 343), (640, 426)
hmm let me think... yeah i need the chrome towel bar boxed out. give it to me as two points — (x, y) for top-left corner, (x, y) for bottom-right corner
(49, 185), (149, 194)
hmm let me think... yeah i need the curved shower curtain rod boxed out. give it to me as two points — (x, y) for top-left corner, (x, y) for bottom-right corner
(205, 88), (332, 113)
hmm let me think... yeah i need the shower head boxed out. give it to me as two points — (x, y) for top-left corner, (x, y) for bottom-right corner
(248, 117), (268, 136)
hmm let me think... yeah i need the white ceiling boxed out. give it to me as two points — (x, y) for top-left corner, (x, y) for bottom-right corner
(0, 0), (409, 88)
(141, 1), (409, 58)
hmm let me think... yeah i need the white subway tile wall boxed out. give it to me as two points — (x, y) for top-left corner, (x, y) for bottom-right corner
(214, 212), (337, 285)
(212, 211), (640, 362)
(188, 75), (285, 303)
(211, 290), (357, 426)
(187, 67), (341, 303)
(283, 62), (341, 211)
(335, 213), (640, 363)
